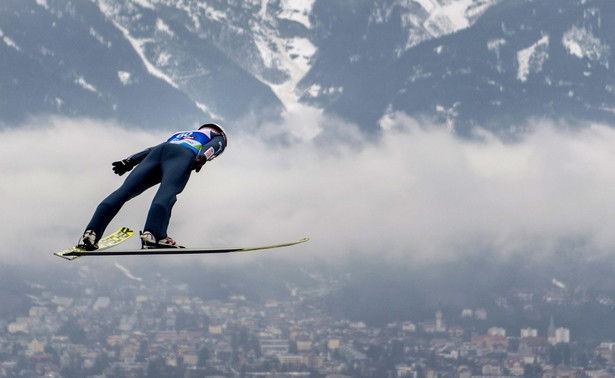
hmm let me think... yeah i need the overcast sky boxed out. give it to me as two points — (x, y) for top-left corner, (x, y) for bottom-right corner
(2, 108), (615, 267)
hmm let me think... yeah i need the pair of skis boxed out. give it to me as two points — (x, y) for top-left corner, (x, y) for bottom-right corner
(54, 227), (309, 261)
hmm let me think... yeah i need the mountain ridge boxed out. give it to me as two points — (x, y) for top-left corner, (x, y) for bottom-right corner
(1, 0), (613, 135)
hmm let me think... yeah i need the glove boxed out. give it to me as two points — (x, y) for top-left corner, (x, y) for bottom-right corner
(192, 155), (207, 173)
(112, 159), (135, 176)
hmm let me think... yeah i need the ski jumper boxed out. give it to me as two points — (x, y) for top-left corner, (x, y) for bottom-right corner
(85, 128), (226, 241)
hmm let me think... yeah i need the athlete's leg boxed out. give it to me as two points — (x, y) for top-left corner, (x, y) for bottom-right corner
(85, 147), (163, 240)
(143, 144), (194, 239)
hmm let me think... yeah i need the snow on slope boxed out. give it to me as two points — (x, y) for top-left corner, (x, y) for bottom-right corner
(114, 262), (143, 282)
(110, 19), (180, 90)
(421, 0), (499, 37)
(93, 0), (318, 110)
(252, 0), (317, 107)
(253, 26), (316, 107)
(374, 0), (500, 54)
(0, 29), (22, 51)
(277, 0), (315, 29)
(517, 35), (549, 83)
(423, 0), (475, 36)
(562, 25), (611, 68)
(91, 0), (499, 114)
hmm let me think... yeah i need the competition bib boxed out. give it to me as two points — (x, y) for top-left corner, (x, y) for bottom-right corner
(166, 130), (211, 154)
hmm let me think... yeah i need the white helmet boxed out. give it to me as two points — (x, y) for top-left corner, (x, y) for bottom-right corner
(199, 123), (227, 147)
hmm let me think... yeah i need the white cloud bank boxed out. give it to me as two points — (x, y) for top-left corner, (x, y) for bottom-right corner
(2, 113), (615, 266)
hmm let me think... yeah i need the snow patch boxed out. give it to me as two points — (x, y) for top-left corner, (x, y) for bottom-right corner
(90, 27), (112, 48)
(156, 18), (174, 37)
(422, 0), (496, 37)
(409, 65), (433, 82)
(562, 25), (610, 68)
(54, 98), (63, 111)
(285, 37), (316, 73)
(488, 38), (507, 73)
(95, 0), (119, 19)
(253, 22), (317, 107)
(253, 33), (279, 70)
(517, 35), (549, 82)
(75, 75), (100, 95)
(599, 106), (615, 115)
(268, 36), (317, 107)
(278, 0), (315, 29)
(434, 102), (461, 130)
(195, 101), (224, 120)
(304, 84), (343, 99)
(156, 51), (172, 67)
(431, 0), (473, 31)
(0, 29), (22, 51)
(195, 3), (227, 23)
(111, 21), (179, 89)
(487, 38), (506, 52)
(260, 0), (269, 19)
(552, 279), (566, 290)
(114, 262), (143, 282)
(395, 0), (498, 53)
(117, 71), (132, 85)
(414, 0), (437, 13)
(35, 0), (49, 10)
(131, 0), (154, 10)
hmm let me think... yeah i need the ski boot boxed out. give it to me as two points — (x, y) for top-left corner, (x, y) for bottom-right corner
(140, 231), (184, 249)
(78, 230), (99, 251)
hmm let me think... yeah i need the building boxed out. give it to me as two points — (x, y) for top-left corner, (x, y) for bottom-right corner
(338, 345), (367, 365)
(548, 316), (556, 345)
(518, 336), (551, 357)
(422, 311), (447, 333)
(461, 309), (473, 318)
(481, 362), (502, 375)
(555, 327), (571, 344)
(27, 339), (45, 354)
(521, 328), (538, 338)
(506, 357), (525, 376)
(475, 308), (488, 320)
(596, 343), (615, 362)
(208, 324), (223, 334)
(435, 311), (446, 333)
(488, 327), (506, 337)
(296, 339), (312, 353)
(396, 364), (419, 378)
(472, 334), (508, 350)
(328, 339), (340, 350)
(260, 338), (289, 356)
(278, 355), (306, 366)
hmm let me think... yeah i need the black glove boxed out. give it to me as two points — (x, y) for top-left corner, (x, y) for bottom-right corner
(112, 159), (135, 176)
(192, 155), (207, 173)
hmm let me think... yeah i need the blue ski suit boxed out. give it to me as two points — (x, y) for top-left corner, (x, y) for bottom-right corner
(85, 128), (226, 242)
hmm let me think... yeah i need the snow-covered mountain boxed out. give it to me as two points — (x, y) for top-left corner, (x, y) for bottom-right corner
(1, 0), (613, 135)
(366, 0), (615, 136)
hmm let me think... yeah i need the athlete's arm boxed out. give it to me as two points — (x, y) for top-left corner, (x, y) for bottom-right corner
(112, 143), (161, 176)
(197, 135), (226, 161)
(192, 135), (225, 173)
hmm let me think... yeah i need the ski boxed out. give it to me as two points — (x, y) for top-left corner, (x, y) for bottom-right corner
(54, 227), (135, 260)
(61, 237), (309, 258)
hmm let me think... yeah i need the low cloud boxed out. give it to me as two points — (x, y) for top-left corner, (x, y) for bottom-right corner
(2, 113), (615, 266)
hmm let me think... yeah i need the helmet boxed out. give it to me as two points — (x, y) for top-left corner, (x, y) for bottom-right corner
(199, 123), (227, 147)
